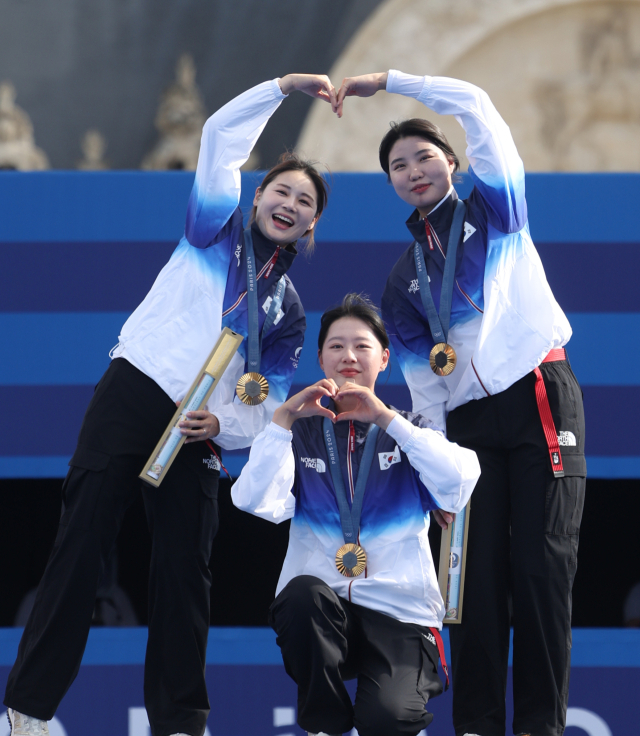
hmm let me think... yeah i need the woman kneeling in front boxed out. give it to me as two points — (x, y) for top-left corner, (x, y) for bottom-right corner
(232, 294), (480, 736)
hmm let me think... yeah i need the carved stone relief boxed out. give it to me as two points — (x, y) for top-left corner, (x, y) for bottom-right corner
(142, 54), (206, 171)
(297, 0), (640, 172)
(77, 129), (109, 170)
(0, 82), (49, 171)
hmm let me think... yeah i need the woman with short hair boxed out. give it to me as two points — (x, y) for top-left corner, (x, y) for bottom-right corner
(335, 71), (586, 736)
(233, 293), (480, 736)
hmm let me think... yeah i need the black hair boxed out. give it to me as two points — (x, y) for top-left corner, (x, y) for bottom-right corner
(249, 151), (330, 252)
(379, 118), (460, 181)
(318, 293), (390, 352)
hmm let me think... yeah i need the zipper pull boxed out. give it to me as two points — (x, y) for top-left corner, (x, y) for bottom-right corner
(349, 422), (355, 453)
(264, 246), (280, 279)
(425, 220), (434, 251)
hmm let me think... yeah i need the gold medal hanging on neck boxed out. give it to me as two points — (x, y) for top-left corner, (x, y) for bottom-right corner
(429, 343), (457, 376)
(236, 372), (270, 405)
(335, 543), (367, 577)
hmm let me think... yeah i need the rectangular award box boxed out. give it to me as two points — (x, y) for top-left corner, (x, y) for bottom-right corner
(139, 327), (244, 488)
(438, 500), (471, 624)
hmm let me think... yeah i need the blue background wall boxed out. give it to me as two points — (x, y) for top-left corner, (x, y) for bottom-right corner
(1, 171), (639, 478)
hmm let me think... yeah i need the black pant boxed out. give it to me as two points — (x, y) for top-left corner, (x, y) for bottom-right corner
(446, 360), (586, 736)
(269, 575), (444, 736)
(4, 359), (221, 736)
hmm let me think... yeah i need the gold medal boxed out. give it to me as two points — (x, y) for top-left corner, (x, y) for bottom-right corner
(236, 372), (269, 405)
(429, 343), (457, 376)
(335, 543), (367, 578)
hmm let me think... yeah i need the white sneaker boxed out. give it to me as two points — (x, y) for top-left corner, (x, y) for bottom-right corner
(7, 709), (50, 736)
(308, 732), (341, 736)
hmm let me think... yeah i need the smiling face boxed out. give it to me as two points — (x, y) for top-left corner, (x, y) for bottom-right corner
(319, 317), (389, 392)
(253, 170), (319, 245)
(388, 136), (455, 217)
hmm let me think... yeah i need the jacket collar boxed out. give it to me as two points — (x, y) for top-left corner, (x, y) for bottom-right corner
(250, 221), (297, 281)
(405, 188), (459, 250)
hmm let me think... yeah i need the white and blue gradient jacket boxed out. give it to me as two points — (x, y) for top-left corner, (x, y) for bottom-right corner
(112, 79), (306, 450)
(382, 72), (571, 431)
(232, 410), (480, 628)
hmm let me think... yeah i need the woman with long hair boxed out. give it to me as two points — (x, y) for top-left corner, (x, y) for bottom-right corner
(5, 73), (334, 736)
(334, 72), (586, 736)
(233, 293), (480, 736)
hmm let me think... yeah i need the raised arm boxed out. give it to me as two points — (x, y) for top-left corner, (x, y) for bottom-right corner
(337, 70), (526, 233)
(186, 74), (336, 249)
(185, 79), (286, 249)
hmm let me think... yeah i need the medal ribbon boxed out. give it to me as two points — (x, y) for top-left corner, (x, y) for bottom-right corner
(243, 227), (287, 374)
(413, 199), (466, 344)
(323, 417), (380, 545)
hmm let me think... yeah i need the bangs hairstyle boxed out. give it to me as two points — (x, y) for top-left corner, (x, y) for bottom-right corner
(379, 118), (460, 181)
(318, 293), (390, 352)
(249, 151), (330, 252)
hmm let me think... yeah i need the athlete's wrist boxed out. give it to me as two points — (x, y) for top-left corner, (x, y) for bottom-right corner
(374, 406), (396, 431)
(272, 404), (295, 430)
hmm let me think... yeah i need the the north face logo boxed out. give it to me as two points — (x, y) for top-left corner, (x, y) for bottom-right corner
(301, 458), (326, 473)
(423, 632), (437, 647)
(378, 445), (401, 470)
(558, 431), (577, 447)
(203, 455), (220, 471)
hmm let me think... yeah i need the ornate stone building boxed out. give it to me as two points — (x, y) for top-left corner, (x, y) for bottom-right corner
(298, 0), (640, 172)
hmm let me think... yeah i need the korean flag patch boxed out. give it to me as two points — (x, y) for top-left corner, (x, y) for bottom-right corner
(379, 445), (401, 471)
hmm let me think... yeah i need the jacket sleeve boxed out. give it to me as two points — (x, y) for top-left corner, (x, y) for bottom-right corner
(382, 276), (449, 431)
(385, 413), (480, 513)
(387, 70), (526, 234)
(185, 78), (287, 249)
(230, 422), (296, 523)
(213, 282), (306, 450)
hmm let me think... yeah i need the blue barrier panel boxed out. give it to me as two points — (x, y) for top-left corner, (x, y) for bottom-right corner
(0, 628), (638, 736)
(1, 172), (639, 478)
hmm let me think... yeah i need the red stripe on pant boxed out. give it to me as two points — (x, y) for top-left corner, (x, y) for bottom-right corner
(428, 627), (450, 690)
(534, 348), (567, 479)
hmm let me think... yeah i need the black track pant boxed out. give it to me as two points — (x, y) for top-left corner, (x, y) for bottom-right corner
(4, 358), (221, 736)
(269, 575), (444, 736)
(446, 359), (586, 736)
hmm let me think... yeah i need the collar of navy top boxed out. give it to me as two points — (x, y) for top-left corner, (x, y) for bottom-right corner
(405, 187), (458, 252)
(321, 399), (389, 445)
(249, 220), (298, 281)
